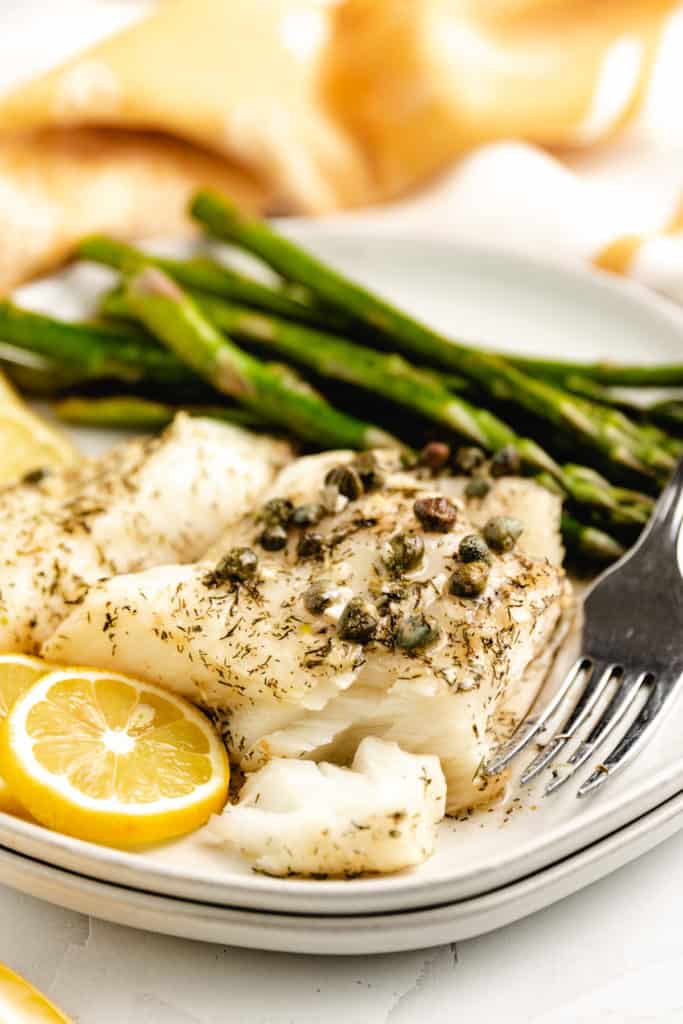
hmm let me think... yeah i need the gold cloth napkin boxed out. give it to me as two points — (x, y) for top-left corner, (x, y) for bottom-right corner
(0, 0), (679, 292)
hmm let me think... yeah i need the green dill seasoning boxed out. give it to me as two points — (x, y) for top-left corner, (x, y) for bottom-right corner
(303, 580), (336, 615)
(458, 533), (491, 564)
(394, 614), (440, 651)
(490, 445), (521, 478)
(297, 531), (325, 560)
(464, 477), (491, 500)
(203, 547), (258, 587)
(291, 503), (325, 528)
(418, 441), (451, 472)
(483, 515), (523, 553)
(413, 495), (458, 532)
(448, 561), (490, 597)
(352, 451), (385, 491)
(261, 497), (294, 527)
(453, 446), (486, 474)
(259, 524), (289, 551)
(325, 463), (364, 501)
(338, 597), (379, 644)
(380, 533), (424, 575)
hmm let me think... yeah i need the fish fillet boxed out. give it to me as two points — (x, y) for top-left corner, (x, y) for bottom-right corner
(0, 414), (288, 652)
(45, 450), (571, 813)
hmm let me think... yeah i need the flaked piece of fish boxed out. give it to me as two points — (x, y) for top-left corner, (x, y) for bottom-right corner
(45, 451), (571, 814)
(207, 737), (446, 877)
(0, 414), (289, 652)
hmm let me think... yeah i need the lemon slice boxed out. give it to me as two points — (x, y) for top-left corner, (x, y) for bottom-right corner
(0, 963), (71, 1022)
(0, 371), (76, 486)
(0, 668), (229, 847)
(0, 654), (53, 814)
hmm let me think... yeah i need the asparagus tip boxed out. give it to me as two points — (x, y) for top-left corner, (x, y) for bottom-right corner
(128, 266), (184, 302)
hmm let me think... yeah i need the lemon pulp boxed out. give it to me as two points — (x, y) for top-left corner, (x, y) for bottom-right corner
(0, 668), (229, 846)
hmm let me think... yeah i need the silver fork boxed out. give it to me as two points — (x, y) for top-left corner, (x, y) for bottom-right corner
(486, 457), (683, 798)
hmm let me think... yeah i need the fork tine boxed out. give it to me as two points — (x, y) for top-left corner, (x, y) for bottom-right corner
(578, 673), (683, 797)
(484, 658), (586, 777)
(544, 669), (647, 795)
(519, 660), (616, 785)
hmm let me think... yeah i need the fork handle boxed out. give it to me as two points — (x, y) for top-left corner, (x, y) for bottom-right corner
(637, 456), (683, 550)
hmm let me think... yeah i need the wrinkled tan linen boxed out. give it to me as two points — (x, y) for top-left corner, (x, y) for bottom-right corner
(0, 0), (680, 292)
(0, 128), (267, 292)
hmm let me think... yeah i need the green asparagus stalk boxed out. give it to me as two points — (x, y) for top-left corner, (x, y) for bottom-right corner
(191, 191), (675, 487)
(0, 301), (198, 391)
(120, 268), (401, 451)
(513, 370), (683, 457)
(561, 514), (626, 563)
(106, 285), (653, 528)
(649, 399), (683, 434)
(77, 235), (351, 332)
(189, 293), (657, 527)
(54, 395), (267, 432)
(503, 355), (683, 389)
(106, 285), (655, 527)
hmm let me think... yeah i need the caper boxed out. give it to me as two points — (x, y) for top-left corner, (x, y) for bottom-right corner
(380, 533), (424, 575)
(338, 597), (378, 644)
(259, 524), (289, 551)
(464, 477), (491, 500)
(291, 503), (325, 528)
(262, 497), (294, 527)
(324, 464), (364, 501)
(483, 515), (523, 553)
(448, 561), (490, 598)
(21, 467), (50, 486)
(203, 546), (259, 587)
(297, 530), (325, 560)
(352, 451), (385, 491)
(490, 445), (521, 478)
(417, 442), (451, 473)
(394, 614), (440, 651)
(303, 579), (336, 615)
(453, 446), (486, 475)
(413, 495), (458, 532)
(458, 533), (491, 564)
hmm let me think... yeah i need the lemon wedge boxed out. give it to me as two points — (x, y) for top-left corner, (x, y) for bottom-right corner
(0, 963), (71, 1022)
(0, 654), (53, 814)
(0, 371), (76, 486)
(0, 668), (229, 847)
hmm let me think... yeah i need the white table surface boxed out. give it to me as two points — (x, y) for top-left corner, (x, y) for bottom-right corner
(2, 832), (683, 1023)
(3, 5), (683, 1021)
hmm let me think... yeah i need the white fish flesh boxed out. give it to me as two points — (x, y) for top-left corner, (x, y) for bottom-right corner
(207, 737), (446, 877)
(45, 450), (571, 814)
(0, 414), (288, 652)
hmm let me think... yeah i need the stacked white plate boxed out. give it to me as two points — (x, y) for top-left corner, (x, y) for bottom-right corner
(2, 231), (682, 954)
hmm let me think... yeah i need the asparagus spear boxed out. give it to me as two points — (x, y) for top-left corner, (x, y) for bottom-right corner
(503, 355), (683, 389)
(77, 235), (351, 331)
(187, 293), (658, 526)
(509, 369), (683, 458)
(116, 285), (654, 520)
(108, 285), (653, 527)
(649, 399), (683, 434)
(54, 395), (267, 432)
(561, 515), (626, 564)
(191, 191), (675, 487)
(120, 268), (400, 451)
(0, 301), (196, 390)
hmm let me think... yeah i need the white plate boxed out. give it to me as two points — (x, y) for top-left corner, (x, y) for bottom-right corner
(3, 229), (683, 923)
(2, 787), (683, 954)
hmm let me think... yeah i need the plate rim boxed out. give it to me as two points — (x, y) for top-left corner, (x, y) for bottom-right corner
(2, 784), (683, 953)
